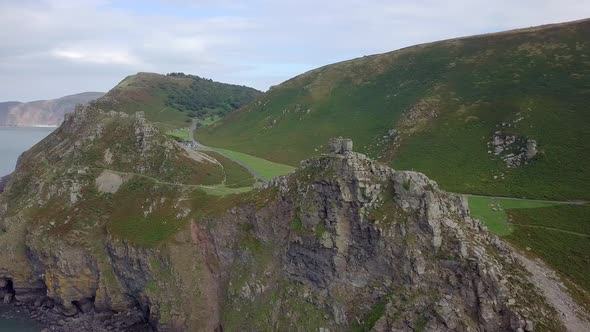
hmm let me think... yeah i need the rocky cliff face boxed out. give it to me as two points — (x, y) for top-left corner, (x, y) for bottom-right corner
(0, 175), (9, 193)
(0, 108), (562, 332)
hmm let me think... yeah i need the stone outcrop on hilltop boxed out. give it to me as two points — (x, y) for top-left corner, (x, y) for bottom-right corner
(0, 121), (562, 331)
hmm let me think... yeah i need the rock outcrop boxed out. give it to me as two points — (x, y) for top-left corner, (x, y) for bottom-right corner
(0, 120), (563, 331)
(0, 174), (9, 193)
(488, 131), (539, 167)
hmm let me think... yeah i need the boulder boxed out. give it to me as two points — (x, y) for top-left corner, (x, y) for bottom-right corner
(328, 137), (353, 154)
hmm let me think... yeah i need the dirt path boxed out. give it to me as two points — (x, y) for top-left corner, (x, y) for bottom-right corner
(97, 168), (201, 189)
(462, 193), (588, 205)
(511, 249), (590, 331)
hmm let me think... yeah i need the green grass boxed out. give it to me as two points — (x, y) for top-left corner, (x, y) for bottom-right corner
(197, 184), (254, 196)
(214, 148), (295, 180)
(196, 115), (222, 127)
(108, 215), (183, 247)
(505, 204), (590, 310)
(196, 20), (590, 200)
(468, 196), (560, 235)
(166, 128), (190, 141)
(202, 151), (256, 188)
(93, 72), (260, 130)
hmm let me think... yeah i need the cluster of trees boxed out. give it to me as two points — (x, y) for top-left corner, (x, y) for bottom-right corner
(164, 74), (261, 119)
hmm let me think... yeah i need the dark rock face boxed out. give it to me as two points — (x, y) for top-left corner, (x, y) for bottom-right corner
(205, 150), (561, 331)
(0, 133), (562, 331)
(0, 174), (9, 193)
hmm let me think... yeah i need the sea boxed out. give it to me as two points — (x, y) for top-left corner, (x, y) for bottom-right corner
(0, 127), (54, 331)
(0, 304), (41, 332)
(0, 127), (55, 177)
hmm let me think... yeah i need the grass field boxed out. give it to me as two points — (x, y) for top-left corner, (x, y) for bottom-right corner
(166, 128), (191, 141)
(202, 151), (257, 188)
(214, 148), (295, 180)
(196, 115), (222, 127)
(468, 196), (560, 235)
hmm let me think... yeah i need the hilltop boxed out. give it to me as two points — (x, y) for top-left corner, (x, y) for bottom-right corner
(0, 92), (104, 127)
(196, 18), (590, 200)
(92, 72), (262, 131)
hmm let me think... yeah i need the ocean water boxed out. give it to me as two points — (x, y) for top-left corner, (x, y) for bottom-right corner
(0, 127), (55, 177)
(0, 305), (41, 332)
(0, 127), (53, 331)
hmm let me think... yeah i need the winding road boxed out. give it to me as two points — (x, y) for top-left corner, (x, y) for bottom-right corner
(189, 119), (267, 182)
(460, 193), (589, 206)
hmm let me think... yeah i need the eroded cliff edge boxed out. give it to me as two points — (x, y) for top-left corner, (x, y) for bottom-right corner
(0, 108), (561, 331)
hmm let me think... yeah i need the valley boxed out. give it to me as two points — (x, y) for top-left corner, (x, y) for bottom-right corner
(0, 17), (589, 332)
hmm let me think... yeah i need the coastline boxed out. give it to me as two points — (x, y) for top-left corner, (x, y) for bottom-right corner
(1, 300), (148, 332)
(0, 303), (42, 331)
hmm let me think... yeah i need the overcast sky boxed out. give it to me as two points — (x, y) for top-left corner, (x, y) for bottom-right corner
(1, 0), (589, 101)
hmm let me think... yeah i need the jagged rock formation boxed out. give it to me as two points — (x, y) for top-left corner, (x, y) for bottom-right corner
(0, 126), (562, 331)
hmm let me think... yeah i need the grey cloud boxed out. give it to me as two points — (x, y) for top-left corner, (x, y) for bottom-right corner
(1, 0), (589, 101)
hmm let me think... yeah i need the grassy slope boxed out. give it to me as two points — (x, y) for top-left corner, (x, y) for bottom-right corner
(202, 151), (256, 188)
(93, 72), (261, 131)
(468, 196), (559, 235)
(196, 19), (590, 200)
(214, 148), (296, 180)
(470, 197), (590, 310)
(167, 128), (191, 141)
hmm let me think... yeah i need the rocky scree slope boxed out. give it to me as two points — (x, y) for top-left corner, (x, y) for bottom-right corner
(0, 120), (563, 331)
(196, 18), (590, 200)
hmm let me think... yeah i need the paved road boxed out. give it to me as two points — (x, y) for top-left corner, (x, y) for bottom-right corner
(189, 120), (267, 182)
(460, 193), (589, 206)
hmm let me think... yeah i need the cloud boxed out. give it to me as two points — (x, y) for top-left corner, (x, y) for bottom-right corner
(51, 47), (141, 65)
(1, 0), (589, 101)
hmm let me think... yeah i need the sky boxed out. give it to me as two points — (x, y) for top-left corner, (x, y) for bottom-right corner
(1, 0), (589, 101)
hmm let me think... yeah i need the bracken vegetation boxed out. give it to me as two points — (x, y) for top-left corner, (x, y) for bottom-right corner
(197, 19), (590, 200)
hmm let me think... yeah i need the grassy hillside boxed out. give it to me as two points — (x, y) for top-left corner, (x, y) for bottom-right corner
(196, 19), (590, 200)
(93, 72), (261, 131)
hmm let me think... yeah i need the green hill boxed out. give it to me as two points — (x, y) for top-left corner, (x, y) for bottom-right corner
(196, 19), (590, 200)
(93, 72), (262, 131)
